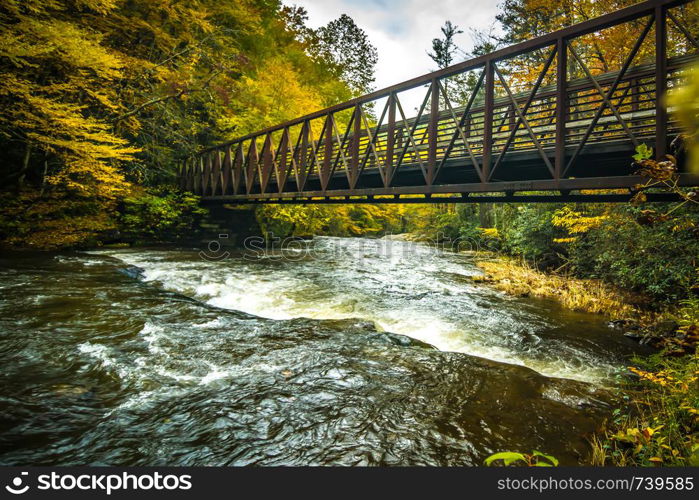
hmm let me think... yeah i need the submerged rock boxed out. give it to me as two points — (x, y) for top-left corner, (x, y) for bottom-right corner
(608, 319), (640, 331)
(117, 265), (145, 280)
(50, 384), (91, 397)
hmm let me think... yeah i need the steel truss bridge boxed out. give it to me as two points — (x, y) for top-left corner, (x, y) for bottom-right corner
(179, 0), (699, 204)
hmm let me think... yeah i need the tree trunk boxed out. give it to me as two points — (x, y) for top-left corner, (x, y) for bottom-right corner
(479, 203), (493, 228)
(16, 142), (32, 190)
(39, 156), (49, 196)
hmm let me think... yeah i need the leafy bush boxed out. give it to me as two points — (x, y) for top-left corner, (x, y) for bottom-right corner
(119, 187), (207, 242)
(568, 206), (699, 301)
(256, 204), (407, 239)
(431, 211), (462, 241)
(498, 205), (567, 268)
(485, 450), (559, 467)
(593, 351), (699, 466)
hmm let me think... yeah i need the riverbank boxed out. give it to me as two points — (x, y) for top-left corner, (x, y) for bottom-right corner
(590, 351), (699, 466)
(469, 254), (699, 466)
(472, 257), (652, 321)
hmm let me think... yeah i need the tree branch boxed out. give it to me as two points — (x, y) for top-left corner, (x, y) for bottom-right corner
(113, 69), (223, 123)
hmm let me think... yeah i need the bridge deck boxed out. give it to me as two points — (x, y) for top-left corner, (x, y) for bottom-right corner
(179, 0), (699, 204)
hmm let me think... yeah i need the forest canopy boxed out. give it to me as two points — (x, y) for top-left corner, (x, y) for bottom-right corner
(0, 0), (376, 246)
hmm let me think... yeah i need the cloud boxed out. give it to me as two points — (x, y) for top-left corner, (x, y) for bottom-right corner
(288, 0), (501, 109)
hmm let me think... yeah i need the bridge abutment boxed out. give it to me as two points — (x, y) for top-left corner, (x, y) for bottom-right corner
(197, 205), (261, 248)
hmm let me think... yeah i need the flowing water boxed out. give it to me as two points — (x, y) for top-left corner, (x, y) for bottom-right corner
(0, 237), (646, 465)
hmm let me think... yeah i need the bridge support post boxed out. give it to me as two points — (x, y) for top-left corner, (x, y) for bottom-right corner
(483, 61), (494, 182)
(385, 93), (396, 186)
(428, 79), (439, 185)
(555, 37), (567, 181)
(350, 105), (361, 189)
(655, 4), (667, 159)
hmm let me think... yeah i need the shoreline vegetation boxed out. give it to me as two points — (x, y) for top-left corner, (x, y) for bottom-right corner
(466, 251), (698, 467)
(472, 256), (651, 320)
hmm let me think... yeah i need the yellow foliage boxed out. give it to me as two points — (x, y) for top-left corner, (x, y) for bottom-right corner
(256, 203), (409, 239)
(0, 190), (118, 250)
(221, 57), (324, 138)
(0, 0), (137, 199)
(474, 258), (649, 319)
(478, 227), (499, 239)
(0, 0), (373, 251)
(669, 60), (699, 173)
(551, 207), (608, 244)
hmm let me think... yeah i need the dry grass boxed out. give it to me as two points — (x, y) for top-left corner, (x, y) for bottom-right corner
(473, 258), (652, 320)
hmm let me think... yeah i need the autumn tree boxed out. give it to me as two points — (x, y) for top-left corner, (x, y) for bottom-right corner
(0, 0), (137, 197)
(0, 0), (376, 248)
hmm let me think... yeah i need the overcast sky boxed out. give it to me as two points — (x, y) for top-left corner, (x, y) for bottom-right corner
(287, 0), (503, 103)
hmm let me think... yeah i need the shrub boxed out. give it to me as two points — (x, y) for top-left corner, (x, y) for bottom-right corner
(498, 205), (567, 268)
(568, 206), (699, 301)
(119, 187), (207, 242)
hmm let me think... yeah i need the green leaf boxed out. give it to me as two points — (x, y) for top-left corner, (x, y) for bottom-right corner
(532, 451), (559, 466)
(633, 144), (653, 161)
(484, 452), (527, 466)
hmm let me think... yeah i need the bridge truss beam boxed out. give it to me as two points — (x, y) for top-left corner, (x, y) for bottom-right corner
(180, 0), (699, 204)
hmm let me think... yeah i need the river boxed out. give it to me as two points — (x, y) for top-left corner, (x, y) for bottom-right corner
(0, 237), (645, 465)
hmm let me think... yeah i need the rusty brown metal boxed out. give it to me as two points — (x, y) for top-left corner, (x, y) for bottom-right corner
(358, 101), (388, 180)
(385, 92), (396, 186)
(201, 173), (699, 200)
(428, 79), (439, 185)
(395, 87), (429, 180)
(349, 105), (361, 188)
(232, 143), (243, 195)
(656, 5), (668, 159)
(437, 70), (485, 181)
(201, 153), (211, 196)
(563, 16), (654, 177)
(275, 128), (290, 194)
(555, 37), (566, 182)
(490, 47), (557, 179)
(211, 149), (222, 195)
(206, 192), (686, 205)
(321, 114), (333, 191)
(222, 146), (232, 195)
(181, 0), (697, 204)
(482, 61), (494, 182)
(330, 112), (350, 182)
(245, 139), (258, 195)
(260, 133), (274, 194)
(296, 121), (309, 191)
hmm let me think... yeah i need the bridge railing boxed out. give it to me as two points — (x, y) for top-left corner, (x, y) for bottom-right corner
(179, 0), (699, 202)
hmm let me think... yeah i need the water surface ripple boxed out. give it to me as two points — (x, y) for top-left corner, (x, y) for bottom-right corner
(0, 238), (643, 465)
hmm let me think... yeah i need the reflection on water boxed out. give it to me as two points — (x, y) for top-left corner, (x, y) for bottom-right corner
(0, 238), (644, 465)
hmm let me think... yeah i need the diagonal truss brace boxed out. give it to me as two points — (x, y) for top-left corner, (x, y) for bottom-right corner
(563, 16), (654, 177)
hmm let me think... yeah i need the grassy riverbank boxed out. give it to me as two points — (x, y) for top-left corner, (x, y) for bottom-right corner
(473, 257), (651, 320)
(471, 255), (699, 466)
(591, 351), (699, 466)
